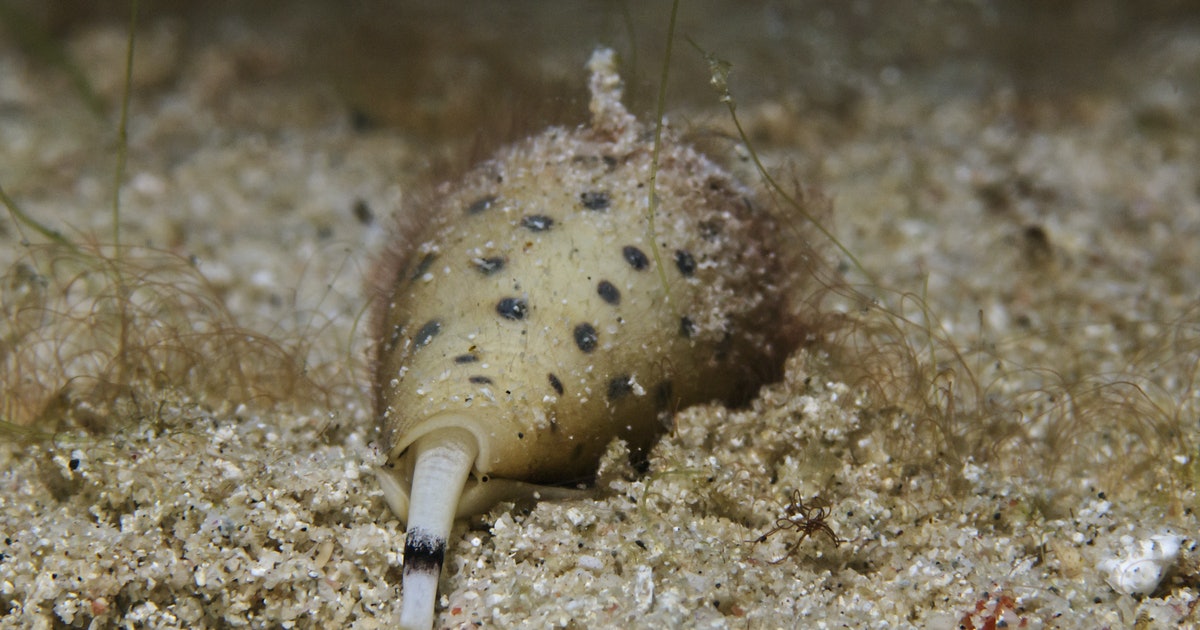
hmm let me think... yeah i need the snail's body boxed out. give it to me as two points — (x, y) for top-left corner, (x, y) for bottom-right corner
(372, 49), (805, 629)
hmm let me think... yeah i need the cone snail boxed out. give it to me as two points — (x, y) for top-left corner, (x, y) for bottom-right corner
(371, 48), (808, 629)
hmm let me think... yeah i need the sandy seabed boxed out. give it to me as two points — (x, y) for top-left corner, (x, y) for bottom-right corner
(1, 2), (1197, 628)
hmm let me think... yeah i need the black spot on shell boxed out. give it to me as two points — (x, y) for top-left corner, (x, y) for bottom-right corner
(679, 316), (697, 338)
(454, 354), (478, 364)
(469, 375), (493, 385)
(350, 107), (376, 132)
(674, 249), (697, 277)
(473, 257), (505, 275)
(622, 246), (649, 271)
(580, 191), (610, 210)
(597, 280), (620, 305)
(699, 219), (724, 241)
(496, 297), (528, 320)
(414, 320), (441, 347)
(521, 214), (554, 231)
(409, 253), (436, 282)
(573, 323), (598, 353)
(607, 375), (634, 401)
(352, 199), (373, 225)
(548, 373), (564, 395)
(466, 195), (496, 215)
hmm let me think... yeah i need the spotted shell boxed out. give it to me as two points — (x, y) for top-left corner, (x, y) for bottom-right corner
(373, 49), (802, 517)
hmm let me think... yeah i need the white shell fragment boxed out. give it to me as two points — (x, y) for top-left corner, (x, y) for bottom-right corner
(1098, 533), (1185, 596)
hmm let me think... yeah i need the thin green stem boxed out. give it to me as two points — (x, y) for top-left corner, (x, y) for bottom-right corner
(0, 182), (80, 254)
(110, 0), (141, 390)
(686, 37), (881, 291)
(112, 0), (140, 251)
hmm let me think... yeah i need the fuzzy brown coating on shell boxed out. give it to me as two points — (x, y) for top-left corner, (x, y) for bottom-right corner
(371, 49), (805, 488)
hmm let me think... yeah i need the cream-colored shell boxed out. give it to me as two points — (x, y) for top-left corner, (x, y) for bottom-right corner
(373, 50), (796, 515)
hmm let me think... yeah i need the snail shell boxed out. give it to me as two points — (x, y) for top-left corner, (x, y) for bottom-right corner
(371, 48), (806, 629)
